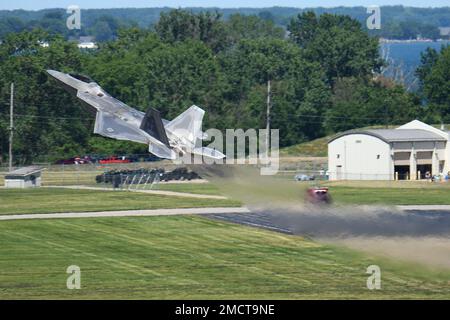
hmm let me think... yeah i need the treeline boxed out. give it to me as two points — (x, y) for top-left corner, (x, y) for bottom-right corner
(0, 10), (137, 41)
(1, 6), (449, 41)
(0, 10), (448, 164)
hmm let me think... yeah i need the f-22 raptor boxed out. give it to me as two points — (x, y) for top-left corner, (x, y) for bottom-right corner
(47, 70), (225, 160)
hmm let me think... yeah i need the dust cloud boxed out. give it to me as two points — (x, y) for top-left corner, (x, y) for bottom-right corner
(193, 164), (450, 270)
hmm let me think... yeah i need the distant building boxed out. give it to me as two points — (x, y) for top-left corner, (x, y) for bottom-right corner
(328, 120), (450, 180)
(439, 27), (450, 37)
(77, 41), (98, 49)
(37, 36), (98, 49)
(67, 36), (98, 49)
(38, 41), (49, 48)
(5, 166), (42, 188)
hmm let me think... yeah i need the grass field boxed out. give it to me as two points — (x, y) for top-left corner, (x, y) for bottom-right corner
(280, 136), (330, 157)
(329, 186), (450, 205)
(0, 171), (101, 187)
(143, 181), (450, 206)
(2, 180), (450, 215)
(151, 182), (222, 195)
(0, 188), (240, 215)
(0, 215), (449, 299)
(316, 180), (450, 205)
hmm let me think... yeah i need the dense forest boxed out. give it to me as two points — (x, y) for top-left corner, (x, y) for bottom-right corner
(0, 6), (449, 41)
(0, 9), (449, 164)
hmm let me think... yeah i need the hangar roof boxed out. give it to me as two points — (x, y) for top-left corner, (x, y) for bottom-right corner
(329, 129), (447, 144)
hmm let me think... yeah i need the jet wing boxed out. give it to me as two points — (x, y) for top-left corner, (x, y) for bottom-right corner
(77, 92), (172, 155)
(94, 111), (148, 144)
(76, 91), (144, 123)
(192, 147), (226, 160)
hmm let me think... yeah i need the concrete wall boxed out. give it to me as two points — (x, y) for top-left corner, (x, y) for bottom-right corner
(328, 134), (392, 180)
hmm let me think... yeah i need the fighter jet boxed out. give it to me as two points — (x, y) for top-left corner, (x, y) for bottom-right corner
(47, 70), (225, 160)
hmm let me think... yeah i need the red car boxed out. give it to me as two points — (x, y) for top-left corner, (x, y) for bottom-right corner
(305, 187), (332, 205)
(55, 156), (92, 165)
(99, 156), (131, 164)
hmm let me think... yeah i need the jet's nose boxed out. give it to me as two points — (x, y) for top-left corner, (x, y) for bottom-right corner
(46, 69), (68, 82)
(47, 69), (58, 75)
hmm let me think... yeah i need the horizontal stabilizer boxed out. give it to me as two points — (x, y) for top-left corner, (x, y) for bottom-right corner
(192, 147), (226, 160)
(148, 143), (176, 160)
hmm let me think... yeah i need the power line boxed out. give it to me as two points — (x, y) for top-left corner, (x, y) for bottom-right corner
(0, 111), (399, 122)
(13, 113), (95, 120)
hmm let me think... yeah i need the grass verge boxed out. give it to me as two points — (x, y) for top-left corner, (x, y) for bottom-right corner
(0, 215), (449, 299)
(327, 185), (450, 205)
(0, 188), (240, 215)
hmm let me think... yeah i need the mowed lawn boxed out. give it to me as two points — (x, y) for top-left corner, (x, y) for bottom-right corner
(149, 181), (450, 206)
(329, 186), (450, 205)
(0, 215), (449, 299)
(0, 188), (240, 215)
(152, 182), (222, 195)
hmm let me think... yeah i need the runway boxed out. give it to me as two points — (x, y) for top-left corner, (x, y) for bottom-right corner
(207, 207), (450, 237)
(206, 206), (450, 269)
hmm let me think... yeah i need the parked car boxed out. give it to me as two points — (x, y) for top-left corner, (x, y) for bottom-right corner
(142, 154), (161, 162)
(125, 155), (140, 163)
(99, 156), (131, 164)
(294, 173), (315, 181)
(55, 156), (92, 165)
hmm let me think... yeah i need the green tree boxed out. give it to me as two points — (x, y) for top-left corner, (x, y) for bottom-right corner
(416, 45), (450, 121)
(155, 9), (228, 53)
(288, 12), (383, 85)
(220, 38), (330, 145)
(0, 30), (89, 163)
(324, 77), (421, 133)
(225, 14), (285, 45)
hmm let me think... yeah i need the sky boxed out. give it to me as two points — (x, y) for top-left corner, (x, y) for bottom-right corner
(1, 0), (449, 11)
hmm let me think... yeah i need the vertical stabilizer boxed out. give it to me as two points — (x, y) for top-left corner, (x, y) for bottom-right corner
(165, 105), (205, 145)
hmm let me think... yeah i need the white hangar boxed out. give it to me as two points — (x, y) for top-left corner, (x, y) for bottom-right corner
(328, 120), (450, 180)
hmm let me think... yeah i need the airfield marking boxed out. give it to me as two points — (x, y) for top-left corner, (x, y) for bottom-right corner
(43, 185), (229, 200)
(0, 207), (251, 221)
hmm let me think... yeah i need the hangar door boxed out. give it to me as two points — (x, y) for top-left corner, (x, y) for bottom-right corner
(416, 151), (433, 179)
(394, 152), (410, 180)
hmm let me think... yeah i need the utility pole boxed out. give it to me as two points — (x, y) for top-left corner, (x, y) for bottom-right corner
(9, 83), (14, 172)
(265, 79), (271, 158)
(385, 99), (389, 129)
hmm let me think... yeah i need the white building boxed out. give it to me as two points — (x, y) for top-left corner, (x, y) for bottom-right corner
(4, 166), (42, 188)
(328, 120), (450, 180)
(77, 41), (98, 49)
(439, 27), (450, 38)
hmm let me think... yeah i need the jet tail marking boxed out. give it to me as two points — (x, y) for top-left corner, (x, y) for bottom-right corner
(140, 107), (171, 147)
